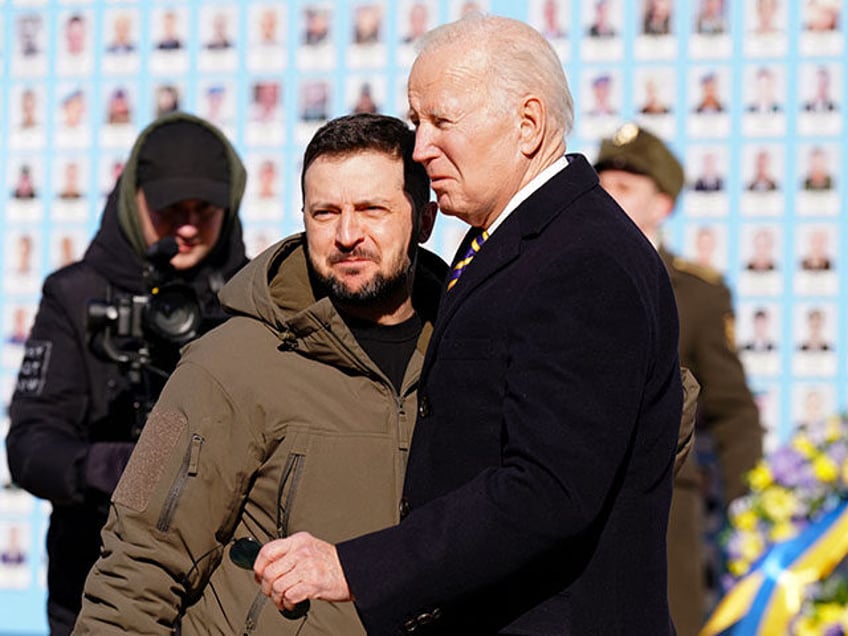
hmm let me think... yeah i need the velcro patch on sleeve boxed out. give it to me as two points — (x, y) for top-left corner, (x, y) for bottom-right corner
(113, 409), (187, 512)
(15, 341), (52, 396)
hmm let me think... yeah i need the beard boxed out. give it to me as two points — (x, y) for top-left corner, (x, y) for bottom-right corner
(309, 245), (414, 307)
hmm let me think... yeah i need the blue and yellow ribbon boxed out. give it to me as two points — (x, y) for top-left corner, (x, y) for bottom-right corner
(701, 499), (848, 636)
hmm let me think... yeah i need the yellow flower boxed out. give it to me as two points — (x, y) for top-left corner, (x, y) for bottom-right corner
(732, 509), (759, 532)
(768, 521), (797, 542)
(817, 602), (844, 625)
(792, 436), (816, 458)
(759, 486), (797, 522)
(793, 616), (819, 636)
(739, 530), (765, 563)
(727, 559), (750, 577)
(748, 463), (773, 490)
(813, 454), (839, 483)
(823, 415), (842, 442)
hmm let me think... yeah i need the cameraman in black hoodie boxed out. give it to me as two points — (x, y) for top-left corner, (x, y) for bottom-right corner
(6, 113), (248, 635)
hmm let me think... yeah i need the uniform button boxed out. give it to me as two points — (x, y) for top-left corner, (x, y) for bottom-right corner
(417, 612), (433, 626)
(417, 397), (430, 418)
(403, 618), (418, 633)
(399, 497), (411, 520)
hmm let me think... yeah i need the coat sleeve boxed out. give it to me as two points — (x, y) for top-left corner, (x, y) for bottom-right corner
(690, 283), (763, 502)
(6, 275), (92, 504)
(337, 249), (682, 633)
(73, 360), (264, 634)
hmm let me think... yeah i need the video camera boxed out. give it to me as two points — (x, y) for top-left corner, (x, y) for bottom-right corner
(86, 237), (203, 437)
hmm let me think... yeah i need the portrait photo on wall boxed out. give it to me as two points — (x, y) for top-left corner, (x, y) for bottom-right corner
(634, 67), (675, 139)
(149, 7), (189, 75)
(796, 143), (839, 216)
(690, 0), (732, 58)
(4, 231), (39, 281)
(738, 303), (780, 353)
(744, 0), (788, 57)
(244, 156), (285, 221)
(12, 12), (47, 78)
(529, 0), (569, 41)
(800, 0), (843, 55)
(580, 70), (621, 138)
(792, 384), (836, 434)
(153, 83), (182, 119)
(54, 158), (86, 202)
(792, 303), (837, 378)
(688, 146), (726, 194)
(0, 522), (30, 590)
(9, 85), (46, 150)
(798, 62), (842, 136)
(742, 65), (787, 137)
(55, 84), (90, 149)
(635, 0), (676, 59)
(737, 302), (781, 378)
(739, 143), (784, 216)
(57, 10), (93, 76)
(687, 67), (731, 137)
(737, 224), (783, 297)
(684, 223), (728, 273)
(102, 9), (140, 75)
(683, 145), (729, 218)
(247, 4), (288, 71)
(793, 223), (839, 297)
(348, 2), (388, 68)
(346, 76), (386, 115)
(199, 6), (239, 72)
(581, 0), (624, 60)
(246, 79), (285, 146)
(197, 80), (236, 131)
(297, 3), (336, 69)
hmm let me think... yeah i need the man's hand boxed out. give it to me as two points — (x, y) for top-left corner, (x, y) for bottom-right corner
(254, 531), (352, 611)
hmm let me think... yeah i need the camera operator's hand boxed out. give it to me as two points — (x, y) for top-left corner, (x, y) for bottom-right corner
(84, 442), (136, 495)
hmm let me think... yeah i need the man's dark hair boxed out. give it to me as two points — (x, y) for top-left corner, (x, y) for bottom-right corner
(301, 113), (430, 216)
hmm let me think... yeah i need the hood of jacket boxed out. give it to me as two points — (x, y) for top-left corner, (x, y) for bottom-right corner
(83, 112), (248, 295)
(219, 233), (447, 353)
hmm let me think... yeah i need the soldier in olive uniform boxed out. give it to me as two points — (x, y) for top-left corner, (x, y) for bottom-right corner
(594, 124), (763, 636)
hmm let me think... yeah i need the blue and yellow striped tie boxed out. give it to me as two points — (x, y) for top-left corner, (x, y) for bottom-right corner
(447, 229), (489, 291)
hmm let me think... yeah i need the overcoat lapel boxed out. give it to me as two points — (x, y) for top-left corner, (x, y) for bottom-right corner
(422, 154), (600, 380)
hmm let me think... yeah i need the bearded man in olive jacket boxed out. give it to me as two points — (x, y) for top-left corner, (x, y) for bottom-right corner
(73, 114), (445, 635)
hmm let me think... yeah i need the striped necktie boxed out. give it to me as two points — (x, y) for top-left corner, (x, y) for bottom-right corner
(447, 229), (489, 291)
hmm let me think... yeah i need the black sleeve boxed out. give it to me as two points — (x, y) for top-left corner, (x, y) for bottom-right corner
(6, 274), (92, 505)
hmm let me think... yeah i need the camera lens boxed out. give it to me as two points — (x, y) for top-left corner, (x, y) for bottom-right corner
(144, 283), (201, 344)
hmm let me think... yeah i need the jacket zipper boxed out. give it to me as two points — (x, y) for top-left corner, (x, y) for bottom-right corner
(242, 590), (269, 634)
(241, 452), (305, 633)
(157, 433), (203, 532)
(277, 453), (305, 538)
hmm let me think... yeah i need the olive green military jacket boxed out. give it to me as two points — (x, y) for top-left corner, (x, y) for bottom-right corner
(74, 235), (446, 636)
(660, 247), (762, 501)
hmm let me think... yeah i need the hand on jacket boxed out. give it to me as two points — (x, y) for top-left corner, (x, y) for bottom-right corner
(84, 441), (136, 495)
(254, 532), (352, 611)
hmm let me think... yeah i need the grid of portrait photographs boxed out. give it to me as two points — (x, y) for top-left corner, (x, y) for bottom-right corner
(0, 0), (847, 630)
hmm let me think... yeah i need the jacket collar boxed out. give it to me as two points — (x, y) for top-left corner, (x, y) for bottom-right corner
(435, 153), (599, 324)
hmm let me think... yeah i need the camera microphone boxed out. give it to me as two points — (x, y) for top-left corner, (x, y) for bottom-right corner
(145, 236), (179, 269)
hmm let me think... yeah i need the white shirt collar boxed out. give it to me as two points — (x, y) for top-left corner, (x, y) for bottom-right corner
(485, 155), (570, 236)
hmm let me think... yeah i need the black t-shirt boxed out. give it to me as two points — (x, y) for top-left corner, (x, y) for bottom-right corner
(347, 313), (422, 394)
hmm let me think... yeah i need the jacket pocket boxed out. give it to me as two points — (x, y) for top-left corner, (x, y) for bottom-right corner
(276, 452), (305, 538)
(157, 433), (203, 532)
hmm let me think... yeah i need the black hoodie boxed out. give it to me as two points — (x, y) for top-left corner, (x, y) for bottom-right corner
(5, 113), (248, 621)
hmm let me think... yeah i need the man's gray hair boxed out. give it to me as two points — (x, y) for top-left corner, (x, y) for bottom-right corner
(417, 13), (574, 139)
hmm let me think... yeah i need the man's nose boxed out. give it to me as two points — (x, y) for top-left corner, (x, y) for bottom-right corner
(412, 124), (437, 164)
(335, 209), (364, 247)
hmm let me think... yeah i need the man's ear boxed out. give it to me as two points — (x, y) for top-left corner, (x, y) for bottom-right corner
(655, 191), (676, 223)
(417, 201), (438, 243)
(519, 96), (546, 157)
